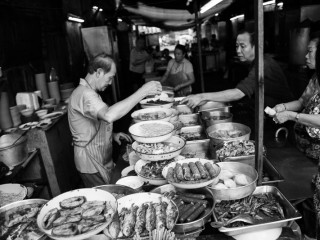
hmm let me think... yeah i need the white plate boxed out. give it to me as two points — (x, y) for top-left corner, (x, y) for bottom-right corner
(40, 111), (64, 120)
(116, 176), (144, 190)
(36, 188), (117, 240)
(233, 227), (282, 240)
(121, 165), (135, 177)
(0, 183), (28, 208)
(132, 136), (186, 161)
(131, 107), (173, 123)
(19, 122), (39, 130)
(129, 120), (174, 143)
(162, 158), (221, 189)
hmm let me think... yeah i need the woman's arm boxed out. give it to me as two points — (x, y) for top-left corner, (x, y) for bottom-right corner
(273, 99), (304, 113)
(275, 111), (320, 128)
(174, 72), (195, 91)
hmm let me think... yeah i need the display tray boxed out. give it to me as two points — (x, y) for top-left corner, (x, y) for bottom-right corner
(213, 185), (301, 236)
(262, 157), (284, 186)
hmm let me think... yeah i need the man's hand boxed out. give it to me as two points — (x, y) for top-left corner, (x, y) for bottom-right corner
(180, 94), (203, 108)
(140, 81), (162, 97)
(113, 132), (132, 145)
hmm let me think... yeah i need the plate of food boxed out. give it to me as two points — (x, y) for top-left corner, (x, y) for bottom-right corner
(132, 136), (186, 161)
(109, 192), (178, 239)
(162, 158), (221, 189)
(0, 183), (28, 208)
(0, 199), (47, 240)
(129, 120), (174, 143)
(36, 188), (117, 240)
(131, 108), (173, 123)
(140, 96), (174, 109)
(19, 122), (39, 131)
(40, 111), (64, 120)
(134, 157), (184, 185)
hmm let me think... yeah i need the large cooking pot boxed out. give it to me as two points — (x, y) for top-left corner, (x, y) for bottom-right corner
(0, 133), (28, 167)
(198, 101), (231, 113)
(201, 111), (233, 128)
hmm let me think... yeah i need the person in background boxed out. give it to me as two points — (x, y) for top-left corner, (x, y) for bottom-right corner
(161, 48), (172, 64)
(182, 30), (293, 109)
(129, 37), (150, 92)
(68, 54), (162, 187)
(272, 38), (320, 159)
(160, 44), (195, 97)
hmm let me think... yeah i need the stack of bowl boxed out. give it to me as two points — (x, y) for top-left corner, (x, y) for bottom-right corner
(128, 119), (185, 186)
(60, 82), (74, 101)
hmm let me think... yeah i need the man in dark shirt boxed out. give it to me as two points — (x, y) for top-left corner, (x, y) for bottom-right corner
(181, 30), (293, 109)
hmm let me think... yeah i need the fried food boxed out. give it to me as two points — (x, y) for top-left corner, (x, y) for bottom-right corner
(195, 161), (208, 179)
(182, 163), (191, 180)
(81, 200), (105, 210)
(135, 203), (148, 235)
(82, 205), (105, 218)
(60, 207), (83, 216)
(166, 167), (175, 183)
(122, 204), (138, 237)
(52, 223), (78, 236)
(189, 162), (201, 180)
(146, 202), (156, 233)
(81, 222), (105, 233)
(174, 163), (184, 181)
(60, 196), (86, 209)
(43, 208), (59, 229)
(204, 162), (218, 178)
(106, 212), (120, 239)
(52, 214), (82, 227)
(166, 202), (177, 230)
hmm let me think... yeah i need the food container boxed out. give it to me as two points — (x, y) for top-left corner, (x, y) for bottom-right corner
(181, 139), (211, 159)
(0, 133), (28, 167)
(134, 159), (169, 186)
(179, 113), (199, 127)
(162, 158), (221, 189)
(116, 176), (144, 191)
(214, 185), (302, 237)
(206, 122), (251, 151)
(0, 183), (28, 207)
(140, 97), (174, 109)
(131, 107), (173, 123)
(201, 111), (233, 127)
(94, 184), (137, 198)
(129, 120), (174, 143)
(207, 162), (258, 200)
(151, 184), (214, 234)
(37, 188), (117, 240)
(0, 199), (48, 239)
(178, 125), (207, 142)
(197, 101), (231, 113)
(132, 136), (186, 161)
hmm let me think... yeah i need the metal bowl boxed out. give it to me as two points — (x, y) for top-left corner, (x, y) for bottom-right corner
(94, 184), (137, 197)
(129, 120), (174, 143)
(175, 104), (194, 115)
(201, 111), (233, 127)
(134, 159), (168, 186)
(151, 184), (215, 234)
(198, 101), (231, 112)
(206, 122), (251, 152)
(132, 136), (186, 161)
(207, 162), (258, 200)
(131, 107), (173, 123)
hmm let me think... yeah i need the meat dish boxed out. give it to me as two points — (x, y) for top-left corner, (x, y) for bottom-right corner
(140, 159), (175, 179)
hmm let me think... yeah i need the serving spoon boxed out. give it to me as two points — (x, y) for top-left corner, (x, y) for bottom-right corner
(210, 213), (255, 228)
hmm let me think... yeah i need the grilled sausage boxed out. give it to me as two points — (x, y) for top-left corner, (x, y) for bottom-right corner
(186, 204), (207, 222)
(179, 202), (201, 223)
(182, 163), (192, 180)
(175, 163), (184, 181)
(176, 192), (206, 200)
(204, 162), (218, 178)
(195, 161), (208, 179)
(189, 162), (201, 180)
(178, 203), (194, 223)
(175, 195), (208, 205)
(166, 167), (175, 182)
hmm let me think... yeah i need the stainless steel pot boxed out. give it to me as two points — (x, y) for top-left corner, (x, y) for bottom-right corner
(197, 101), (231, 113)
(207, 162), (258, 200)
(0, 133), (28, 167)
(201, 111), (233, 127)
(151, 184), (214, 234)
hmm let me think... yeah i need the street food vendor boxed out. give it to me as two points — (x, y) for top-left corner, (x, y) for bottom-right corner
(68, 54), (162, 187)
(181, 30), (293, 108)
(160, 44), (195, 97)
(272, 38), (320, 159)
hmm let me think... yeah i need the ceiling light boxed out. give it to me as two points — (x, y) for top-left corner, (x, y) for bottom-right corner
(215, 13), (219, 16)
(277, 2), (283, 7)
(99, 8), (103, 12)
(200, 0), (224, 14)
(68, 14), (84, 23)
(230, 14), (244, 21)
(118, 18), (122, 22)
(263, 0), (275, 6)
(92, 6), (98, 10)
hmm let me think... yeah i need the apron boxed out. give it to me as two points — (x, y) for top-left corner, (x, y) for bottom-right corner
(294, 93), (320, 160)
(162, 62), (192, 97)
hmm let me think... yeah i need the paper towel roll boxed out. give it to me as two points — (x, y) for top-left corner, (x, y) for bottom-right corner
(35, 73), (49, 100)
(48, 81), (61, 104)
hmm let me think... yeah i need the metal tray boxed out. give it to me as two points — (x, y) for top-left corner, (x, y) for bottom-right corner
(179, 113), (199, 127)
(178, 125), (207, 142)
(262, 157), (284, 186)
(0, 199), (47, 240)
(180, 138), (210, 159)
(214, 185), (301, 236)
